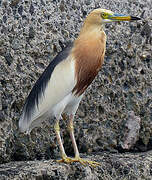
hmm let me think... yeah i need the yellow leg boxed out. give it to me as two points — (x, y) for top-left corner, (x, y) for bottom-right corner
(54, 119), (76, 164)
(54, 119), (75, 164)
(54, 120), (67, 158)
(54, 116), (100, 167)
(67, 114), (101, 167)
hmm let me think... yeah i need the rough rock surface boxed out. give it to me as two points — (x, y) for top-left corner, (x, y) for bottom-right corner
(121, 111), (141, 150)
(0, 0), (152, 178)
(0, 151), (152, 180)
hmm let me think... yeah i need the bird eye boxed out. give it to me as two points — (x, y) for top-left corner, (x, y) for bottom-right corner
(101, 12), (106, 18)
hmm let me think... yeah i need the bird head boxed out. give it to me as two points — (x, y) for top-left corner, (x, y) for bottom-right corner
(83, 9), (141, 30)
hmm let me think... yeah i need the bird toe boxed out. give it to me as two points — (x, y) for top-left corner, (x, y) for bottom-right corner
(57, 155), (100, 167)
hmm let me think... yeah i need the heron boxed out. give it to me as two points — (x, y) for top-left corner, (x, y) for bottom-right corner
(19, 9), (140, 167)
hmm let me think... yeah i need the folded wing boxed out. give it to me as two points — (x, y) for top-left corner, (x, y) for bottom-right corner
(19, 43), (75, 132)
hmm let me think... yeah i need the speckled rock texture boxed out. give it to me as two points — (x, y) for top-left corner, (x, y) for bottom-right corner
(0, 0), (152, 178)
(1, 151), (152, 180)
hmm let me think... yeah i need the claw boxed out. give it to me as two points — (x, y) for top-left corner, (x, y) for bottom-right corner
(75, 158), (101, 167)
(56, 156), (73, 164)
(57, 156), (100, 167)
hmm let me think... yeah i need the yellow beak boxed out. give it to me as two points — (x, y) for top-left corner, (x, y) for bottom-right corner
(109, 14), (141, 21)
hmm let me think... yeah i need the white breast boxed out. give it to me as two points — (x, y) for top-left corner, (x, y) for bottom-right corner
(52, 92), (83, 120)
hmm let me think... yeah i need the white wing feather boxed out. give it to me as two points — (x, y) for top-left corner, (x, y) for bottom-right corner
(19, 56), (76, 133)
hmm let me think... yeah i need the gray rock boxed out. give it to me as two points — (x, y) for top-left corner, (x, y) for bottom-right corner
(0, 1), (152, 178)
(0, 151), (152, 179)
(0, 92), (2, 111)
(121, 111), (141, 150)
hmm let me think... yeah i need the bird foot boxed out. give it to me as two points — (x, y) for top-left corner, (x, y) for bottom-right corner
(57, 156), (100, 167)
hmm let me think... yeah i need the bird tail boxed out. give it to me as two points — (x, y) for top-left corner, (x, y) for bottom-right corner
(19, 107), (49, 134)
(18, 112), (31, 133)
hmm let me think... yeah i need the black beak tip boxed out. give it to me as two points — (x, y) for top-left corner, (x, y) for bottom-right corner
(130, 16), (141, 21)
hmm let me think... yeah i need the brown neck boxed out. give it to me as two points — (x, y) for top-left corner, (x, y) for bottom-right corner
(74, 27), (106, 61)
(72, 27), (106, 96)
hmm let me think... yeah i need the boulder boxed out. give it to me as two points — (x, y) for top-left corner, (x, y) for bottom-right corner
(0, 1), (152, 178)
